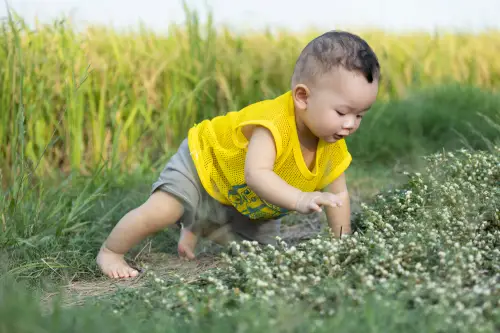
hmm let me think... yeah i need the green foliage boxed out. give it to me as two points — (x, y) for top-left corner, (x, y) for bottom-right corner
(1, 146), (498, 333)
(347, 84), (500, 165)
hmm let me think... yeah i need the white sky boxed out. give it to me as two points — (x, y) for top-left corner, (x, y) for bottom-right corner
(2, 0), (500, 33)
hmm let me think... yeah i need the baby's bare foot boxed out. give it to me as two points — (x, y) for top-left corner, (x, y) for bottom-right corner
(96, 246), (139, 279)
(178, 228), (198, 260)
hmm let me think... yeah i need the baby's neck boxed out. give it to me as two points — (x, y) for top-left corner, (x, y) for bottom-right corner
(295, 114), (319, 150)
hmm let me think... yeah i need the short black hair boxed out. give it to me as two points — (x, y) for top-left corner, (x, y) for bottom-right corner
(291, 30), (381, 88)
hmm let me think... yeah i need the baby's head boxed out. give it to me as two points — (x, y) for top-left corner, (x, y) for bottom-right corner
(291, 30), (380, 143)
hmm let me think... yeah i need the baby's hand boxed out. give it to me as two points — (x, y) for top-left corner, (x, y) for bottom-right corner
(295, 191), (343, 214)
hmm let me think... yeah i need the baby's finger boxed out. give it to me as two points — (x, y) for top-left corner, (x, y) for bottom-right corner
(314, 195), (336, 208)
(308, 202), (323, 212)
(315, 195), (342, 209)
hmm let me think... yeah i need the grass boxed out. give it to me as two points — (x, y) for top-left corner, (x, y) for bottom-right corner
(0, 277), (452, 333)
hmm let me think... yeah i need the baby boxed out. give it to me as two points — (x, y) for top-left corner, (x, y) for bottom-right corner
(97, 30), (381, 279)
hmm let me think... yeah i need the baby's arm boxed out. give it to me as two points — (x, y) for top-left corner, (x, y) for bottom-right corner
(323, 173), (351, 238)
(244, 126), (341, 213)
(244, 126), (302, 210)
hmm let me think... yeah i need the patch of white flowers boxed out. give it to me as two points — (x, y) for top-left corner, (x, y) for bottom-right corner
(120, 147), (500, 331)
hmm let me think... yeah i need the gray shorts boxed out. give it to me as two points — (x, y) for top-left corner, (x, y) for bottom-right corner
(151, 139), (281, 246)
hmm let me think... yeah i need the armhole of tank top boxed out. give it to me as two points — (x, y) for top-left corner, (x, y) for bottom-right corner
(233, 120), (283, 158)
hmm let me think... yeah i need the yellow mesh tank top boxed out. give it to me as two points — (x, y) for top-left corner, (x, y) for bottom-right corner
(187, 91), (352, 220)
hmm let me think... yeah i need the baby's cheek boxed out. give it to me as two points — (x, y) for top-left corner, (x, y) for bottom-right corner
(328, 116), (342, 129)
(316, 115), (331, 128)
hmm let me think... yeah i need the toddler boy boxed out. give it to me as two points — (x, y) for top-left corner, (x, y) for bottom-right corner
(97, 30), (380, 279)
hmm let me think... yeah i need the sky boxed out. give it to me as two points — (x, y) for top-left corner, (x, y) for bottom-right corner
(2, 0), (500, 33)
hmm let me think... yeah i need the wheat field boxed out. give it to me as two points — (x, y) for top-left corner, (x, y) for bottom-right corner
(1, 10), (500, 179)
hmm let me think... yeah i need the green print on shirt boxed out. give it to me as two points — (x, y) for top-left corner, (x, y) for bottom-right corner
(227, 184), (290, 220)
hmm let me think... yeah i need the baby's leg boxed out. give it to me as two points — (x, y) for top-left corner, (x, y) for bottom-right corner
(97, 137), (206, 276)
(229, 209), (282, 247)
(97, 190), (184, 278)
(178, 193), (240, 254)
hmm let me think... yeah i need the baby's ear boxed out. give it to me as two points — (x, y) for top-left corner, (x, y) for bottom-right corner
(292, 84), (309, 110)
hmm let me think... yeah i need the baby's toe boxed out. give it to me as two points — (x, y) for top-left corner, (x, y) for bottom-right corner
(116, 265), (138, 278)
(128, 268), (139, 277)
(118, 267), (131, 278)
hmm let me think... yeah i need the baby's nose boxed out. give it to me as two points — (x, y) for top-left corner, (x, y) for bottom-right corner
(342, 114), (356, 127)
(342, 119), (355, 129)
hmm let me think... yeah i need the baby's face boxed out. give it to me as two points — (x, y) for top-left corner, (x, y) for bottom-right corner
(299, 66), (379, 143)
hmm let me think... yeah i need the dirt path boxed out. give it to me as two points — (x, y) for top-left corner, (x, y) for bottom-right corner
(41, 252), (221, 311)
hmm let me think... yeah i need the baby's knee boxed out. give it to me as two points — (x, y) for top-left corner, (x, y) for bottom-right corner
(138, 191), (185, 227)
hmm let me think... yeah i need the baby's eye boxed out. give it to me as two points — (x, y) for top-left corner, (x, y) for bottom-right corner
(335, 110), (345, 116)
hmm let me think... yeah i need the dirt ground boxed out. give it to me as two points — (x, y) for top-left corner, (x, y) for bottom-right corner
(40, 214), (327, 312)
